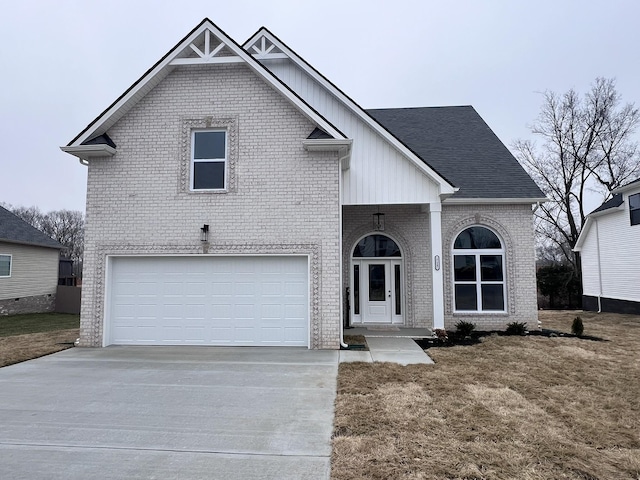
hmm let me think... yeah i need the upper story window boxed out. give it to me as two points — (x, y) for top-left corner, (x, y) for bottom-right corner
(191, 130), (227, 190)
(630, 193), (640, 226)
(453, 226), (506, 312)
(0, 255), (11, 277)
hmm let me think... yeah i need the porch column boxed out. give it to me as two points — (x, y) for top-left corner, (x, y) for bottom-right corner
(430, 202), (445, 329)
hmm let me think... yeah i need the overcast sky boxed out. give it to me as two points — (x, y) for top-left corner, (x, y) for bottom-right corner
(1, 0), (638, 213)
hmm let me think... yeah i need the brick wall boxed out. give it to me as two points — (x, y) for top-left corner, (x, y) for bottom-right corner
(80, 63), (341, 348)
(442, 204), (539, 330)
(341, 203), (538, 331)
(342, 205), (432, 327)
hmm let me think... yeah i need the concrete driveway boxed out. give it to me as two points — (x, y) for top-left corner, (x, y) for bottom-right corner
(0, 346), (339, 479)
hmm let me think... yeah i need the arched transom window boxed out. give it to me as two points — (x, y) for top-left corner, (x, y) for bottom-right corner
(453, 226), (506, 312)
(353, 234), (401, 257)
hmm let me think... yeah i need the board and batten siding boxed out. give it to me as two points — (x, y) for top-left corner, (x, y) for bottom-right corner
(0, 242), (59, 300)
(264, 59), (441, 205)
(581, 195), (640, 303)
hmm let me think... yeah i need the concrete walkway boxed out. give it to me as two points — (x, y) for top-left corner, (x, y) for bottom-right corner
(0, 347), (339, 480)
(340, 336), (434, 365)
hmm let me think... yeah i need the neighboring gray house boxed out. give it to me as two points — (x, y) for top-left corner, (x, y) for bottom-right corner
(61, 19), (544, 349)
(574, 178), (640, 314)
(0, 206), (62, 315)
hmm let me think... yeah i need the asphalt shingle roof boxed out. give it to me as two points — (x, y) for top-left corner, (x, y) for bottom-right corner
(0, 206), (63, 249)
(591, 194), (624, 214)
(367, 106), (545, 199)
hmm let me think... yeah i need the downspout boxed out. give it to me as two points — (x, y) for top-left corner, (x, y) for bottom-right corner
(595, 218), (603, 313)
(338, 148), (349, 349)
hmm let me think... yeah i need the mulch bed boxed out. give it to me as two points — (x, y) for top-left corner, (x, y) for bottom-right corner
(415, 328), (606, 349)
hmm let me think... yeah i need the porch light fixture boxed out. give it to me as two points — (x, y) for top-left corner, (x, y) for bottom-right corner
(200, 224), (209, 242)
(372, 207), (385, 231)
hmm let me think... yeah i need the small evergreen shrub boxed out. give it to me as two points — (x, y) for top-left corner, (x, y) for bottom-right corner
(572, 316), (584, 336)
(455, 320), (476, 337)
(434, 329), (449, 342)
(505, 321), (528, 336)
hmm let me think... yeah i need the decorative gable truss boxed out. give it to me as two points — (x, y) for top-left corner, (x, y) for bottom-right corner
(246, 35), (288, 60)
(61, 19), (348, 163)
(171, 29), (242, 65)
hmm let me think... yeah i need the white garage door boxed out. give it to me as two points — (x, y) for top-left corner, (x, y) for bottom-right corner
(106, 256), (308, 347)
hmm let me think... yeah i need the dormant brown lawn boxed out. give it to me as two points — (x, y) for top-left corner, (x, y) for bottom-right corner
(0, 313), (79, 368)
(332, 311), (640, 480)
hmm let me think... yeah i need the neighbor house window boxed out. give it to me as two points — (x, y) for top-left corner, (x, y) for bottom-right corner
(630, 193), (640, 226)
(191, 130), (227, 190)
(453, 226), (505, 312)
(0, 255), (11, 277)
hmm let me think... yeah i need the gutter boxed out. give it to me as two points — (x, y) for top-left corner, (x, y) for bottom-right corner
(60, 144), (116, 165)
(337, 147), (350, 349)
(595, 218), (603, 313)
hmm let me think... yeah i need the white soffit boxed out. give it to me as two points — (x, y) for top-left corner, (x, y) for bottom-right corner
(244, 29), (456, 196)
(65, 19), (345, 149)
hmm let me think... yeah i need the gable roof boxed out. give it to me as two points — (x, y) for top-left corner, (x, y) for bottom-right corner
(244, 28), (457, 196)
(574, 178), (640, 251)
(590, 193), (624, 214)
(367, 106), (546, 201)
(62, 18), (346, 160)
(612, 176), (640, 194)
(0, 206), (62, 250)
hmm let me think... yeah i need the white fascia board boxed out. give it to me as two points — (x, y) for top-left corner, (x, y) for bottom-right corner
(612, 180), (640, 194)
(244, 29), (456, 195)
(302, 139), (352, 151)
(443, 197), (548, 205)
(66, 20), (345, 150)
(60, 144), (116, 161)
(588, 204), (625, 218)
(303, 139), (352, 170)
(573, 217), (592, 252)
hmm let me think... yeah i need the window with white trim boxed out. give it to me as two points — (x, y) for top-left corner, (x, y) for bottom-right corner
(0, 254), (11, 277)
(453, 226), (506, 312)
(191, 130), (227, 190)
(630, 193), (640, 226)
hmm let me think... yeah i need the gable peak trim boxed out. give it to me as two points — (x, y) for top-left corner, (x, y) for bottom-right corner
(243, 27), (456, 195)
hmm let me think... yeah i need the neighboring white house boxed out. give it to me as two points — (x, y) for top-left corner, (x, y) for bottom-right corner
(574, 178), (640, 315)
(61, 19), (545, 349)
(0, 206), (63, 315)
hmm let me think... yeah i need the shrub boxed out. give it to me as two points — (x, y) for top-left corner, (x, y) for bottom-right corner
(455, 320), (476, 337)
(572, 316), (584, 336)
(505, 321), (528, 336)
(434, 329), (449, 342)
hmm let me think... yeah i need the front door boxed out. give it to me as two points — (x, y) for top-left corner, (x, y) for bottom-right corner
(352, 259), (403, 325)
(364, 260), (392, 322)
(351, 234), (404, 325)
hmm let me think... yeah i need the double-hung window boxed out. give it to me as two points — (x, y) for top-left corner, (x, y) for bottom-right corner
(630, 193), (640, 226)
(0, 255), (11, 277)
(191, 130), (227, 190)
(453, 226), (506, 312)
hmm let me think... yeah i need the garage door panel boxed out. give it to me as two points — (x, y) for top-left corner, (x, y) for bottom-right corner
(108, 256), (308, 346)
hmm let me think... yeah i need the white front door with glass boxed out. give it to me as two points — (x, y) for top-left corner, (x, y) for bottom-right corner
(351, 235), (403, 325)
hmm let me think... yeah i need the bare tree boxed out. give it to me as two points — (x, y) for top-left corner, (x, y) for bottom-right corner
(40, 210), (85, 274)
(3, 204), (85, 277)
(514, 78), (640, 270)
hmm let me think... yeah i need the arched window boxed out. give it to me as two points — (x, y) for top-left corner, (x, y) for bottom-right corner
(453, 226), (506, 312)
(353, 234), (401, 257)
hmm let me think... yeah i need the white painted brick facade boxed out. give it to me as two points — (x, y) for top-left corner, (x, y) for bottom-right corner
(342, 205), (432, 327)
(341, 204), (539, 331)
(442, 204), (539, 330)
(80, 64), (341, 348)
